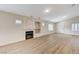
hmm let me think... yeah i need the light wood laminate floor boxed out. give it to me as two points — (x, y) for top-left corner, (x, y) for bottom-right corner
(0, 33), (79, 54)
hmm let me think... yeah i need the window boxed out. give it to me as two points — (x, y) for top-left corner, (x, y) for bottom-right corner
(78, 24), (79, 31)
(72, 23), (79, 32)
(48, 24), (53, 32)
(72, 24), (75, 31)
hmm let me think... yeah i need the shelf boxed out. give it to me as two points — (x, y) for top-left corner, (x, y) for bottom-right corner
(34, 22), (41, 33)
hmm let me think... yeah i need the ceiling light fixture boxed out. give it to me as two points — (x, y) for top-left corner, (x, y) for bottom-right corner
(45, 9), (50, 13)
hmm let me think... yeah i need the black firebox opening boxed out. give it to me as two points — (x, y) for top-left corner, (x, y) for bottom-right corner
(25, 31), (33, 39)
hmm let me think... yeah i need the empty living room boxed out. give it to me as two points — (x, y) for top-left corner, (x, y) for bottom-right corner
(0, 4), (79, 54)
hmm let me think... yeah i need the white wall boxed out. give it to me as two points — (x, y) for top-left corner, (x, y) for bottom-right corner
(56, 16), (79, 35)
(0, 11), (26, 46)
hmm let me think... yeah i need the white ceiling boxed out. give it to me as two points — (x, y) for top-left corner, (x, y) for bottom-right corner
(0, 4), (79, 22)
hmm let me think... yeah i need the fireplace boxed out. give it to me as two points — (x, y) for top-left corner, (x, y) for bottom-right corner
(25, 31), (33, 39)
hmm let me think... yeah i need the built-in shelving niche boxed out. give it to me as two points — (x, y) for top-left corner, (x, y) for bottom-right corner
(34, 22), (41, 33)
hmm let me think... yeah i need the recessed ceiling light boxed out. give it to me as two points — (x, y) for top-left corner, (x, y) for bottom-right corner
(45, 9), (50, 13)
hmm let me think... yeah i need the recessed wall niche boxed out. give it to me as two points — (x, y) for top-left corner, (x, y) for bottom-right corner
(34, 22), (41, 33)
